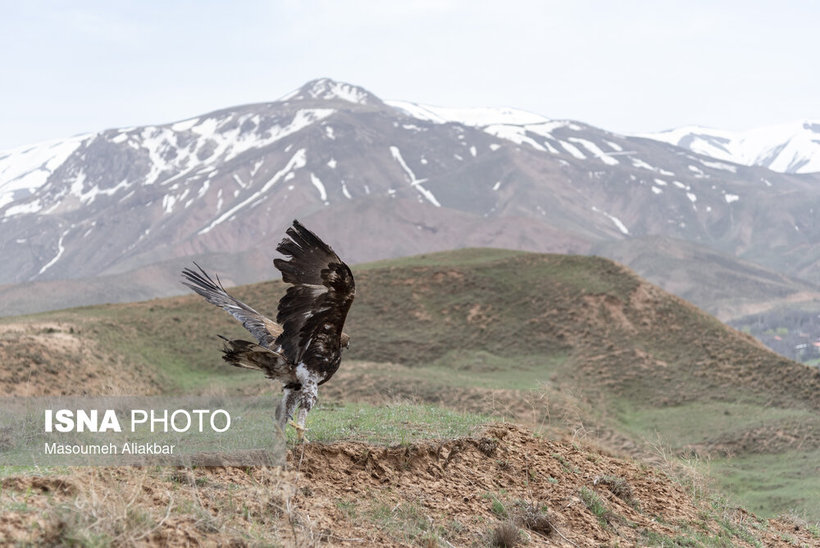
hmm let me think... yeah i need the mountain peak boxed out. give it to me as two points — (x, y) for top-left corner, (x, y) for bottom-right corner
(279, 78), (381, 106)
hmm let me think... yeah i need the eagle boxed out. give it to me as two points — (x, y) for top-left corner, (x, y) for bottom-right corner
(181, 220), (355, 441)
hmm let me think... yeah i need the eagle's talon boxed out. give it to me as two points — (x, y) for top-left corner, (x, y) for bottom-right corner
(289, 420), (308, 442)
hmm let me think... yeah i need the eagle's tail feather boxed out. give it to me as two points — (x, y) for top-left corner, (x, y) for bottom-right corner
(220, 338), (263, 371)
(220, 338), (292, 382)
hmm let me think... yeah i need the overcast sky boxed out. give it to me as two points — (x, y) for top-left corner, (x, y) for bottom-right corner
(1, 0), (817, 150)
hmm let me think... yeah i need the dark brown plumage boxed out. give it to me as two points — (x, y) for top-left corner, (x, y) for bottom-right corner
(181, 220), (355, 440)
(274, 220), (355, 379)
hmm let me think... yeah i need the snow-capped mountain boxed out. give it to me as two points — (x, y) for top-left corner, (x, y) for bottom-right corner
(639, 121), (820, 174)
(1, 78), (819, 316)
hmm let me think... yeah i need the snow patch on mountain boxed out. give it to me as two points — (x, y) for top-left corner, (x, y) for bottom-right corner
(386, 101), (548, 126)
(389, 146), (441, 207)
(639, 121), (820, 174)
(0, 106), (334, 224)
(592, 206), (630, 235)
(137, 108), (333, 186)
(568, 138), (619, 165)
(199, 148), (308, 234)
(310, 173), (328, 203)
(387, 100), (581, 151)
(0, 135), (89, 209)
(37, 230), (67, 276)
(560, 141), (586, 160)
(5, 198), (44, 217)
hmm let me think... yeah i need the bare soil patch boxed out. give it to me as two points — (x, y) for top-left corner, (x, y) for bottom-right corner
(1, 424), (814, 546)
(0, 321), (159, 396)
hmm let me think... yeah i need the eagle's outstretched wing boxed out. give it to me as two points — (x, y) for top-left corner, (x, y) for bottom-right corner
(273, 220), (355, 373)
(181, 263), (282, 347)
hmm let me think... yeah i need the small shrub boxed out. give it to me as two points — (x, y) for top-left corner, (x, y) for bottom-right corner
(335, 498), (358, 519)
(491, 498), (507, 519)
(477, 438), (497, 457)
(482, 492), (508, 518)
(490, 521), (521, 547)
(167, 468), (207, 487)
(594, 475), (639, 510)
(513, 501), (553, 536)
(552, 453), (579, 474)
(579, 487), (611, 525)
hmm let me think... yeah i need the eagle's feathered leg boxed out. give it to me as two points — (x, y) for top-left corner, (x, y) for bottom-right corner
(292, 379), (319, 442)
(276, 387), (300, 433)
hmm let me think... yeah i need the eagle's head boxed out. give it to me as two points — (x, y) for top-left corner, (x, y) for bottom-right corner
(340, 332), (351, 350)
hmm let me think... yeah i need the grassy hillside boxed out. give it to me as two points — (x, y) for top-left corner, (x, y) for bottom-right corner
(4, 419), (818, 546)
(1, 248), (818, 523)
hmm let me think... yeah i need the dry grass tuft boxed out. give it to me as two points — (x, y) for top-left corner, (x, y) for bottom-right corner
(594, 474), (640, 510)
(513, 500), (554, 536)
(478, 437), (498, 457)
(47, 470), (174, 545)
(490, 521), (521, 547)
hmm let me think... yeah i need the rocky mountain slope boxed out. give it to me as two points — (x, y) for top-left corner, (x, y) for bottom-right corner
(1, 79), (819, 302)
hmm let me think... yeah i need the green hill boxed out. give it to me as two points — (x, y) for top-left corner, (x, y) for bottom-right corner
(1, 248), (817, 521)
